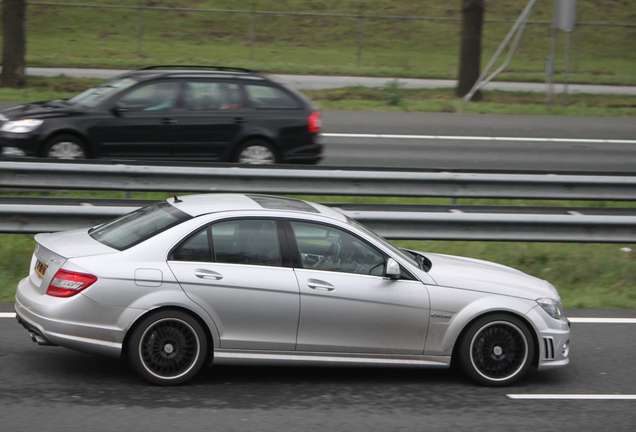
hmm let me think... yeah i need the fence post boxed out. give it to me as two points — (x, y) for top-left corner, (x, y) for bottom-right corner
(136, 1), (143, 57)
(249, 12), (255, 61)
(356, 15), (363, 67)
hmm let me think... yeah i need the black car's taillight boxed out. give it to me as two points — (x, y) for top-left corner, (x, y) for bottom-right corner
(308, 112), (321, 133)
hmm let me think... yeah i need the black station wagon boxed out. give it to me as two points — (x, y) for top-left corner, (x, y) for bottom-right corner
(0, 66), (323, 164)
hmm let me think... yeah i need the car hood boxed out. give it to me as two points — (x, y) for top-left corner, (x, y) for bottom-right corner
(1, 100), (76, 120)
(423, 252), (559, 300)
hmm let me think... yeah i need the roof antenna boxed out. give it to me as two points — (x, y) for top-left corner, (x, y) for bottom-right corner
(173, 195), (182, 203)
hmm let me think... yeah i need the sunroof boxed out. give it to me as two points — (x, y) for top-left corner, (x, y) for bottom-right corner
(248, 195), (319, 213)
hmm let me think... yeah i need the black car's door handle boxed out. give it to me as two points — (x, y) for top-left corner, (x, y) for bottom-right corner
(233, 117), (246, 124)
(162, 118), (177, 124)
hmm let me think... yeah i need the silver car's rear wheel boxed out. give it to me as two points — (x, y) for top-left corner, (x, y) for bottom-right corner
(458, 314), (534, 386)
(44, 135), (88, 159)
(235, 139), (278, 164)
(129, 311), (207, 385)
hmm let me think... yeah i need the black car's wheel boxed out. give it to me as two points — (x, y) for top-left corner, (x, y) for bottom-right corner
(234, 139), (278, 164)
(128, 310), (208, 386)
(458, 314), (534, 386)
(43, 134), (89, 159)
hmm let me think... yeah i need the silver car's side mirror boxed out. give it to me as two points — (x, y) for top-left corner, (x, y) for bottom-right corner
(385, 258), (401, 280)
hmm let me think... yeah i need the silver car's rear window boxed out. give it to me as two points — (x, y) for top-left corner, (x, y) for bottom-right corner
(89, 202), (192, 251)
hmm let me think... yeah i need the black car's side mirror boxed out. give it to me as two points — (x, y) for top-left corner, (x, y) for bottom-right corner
(385, 258), (401, 280)
(111, 102), (130, 116)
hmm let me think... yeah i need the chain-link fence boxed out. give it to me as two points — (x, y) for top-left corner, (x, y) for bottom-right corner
(18, 2), (636, 82)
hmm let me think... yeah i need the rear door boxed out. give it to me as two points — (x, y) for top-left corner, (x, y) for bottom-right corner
(166, 79), (246, 160)
(167, 218), (300, 350)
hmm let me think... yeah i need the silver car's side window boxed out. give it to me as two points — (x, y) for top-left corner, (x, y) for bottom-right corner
(212, 219), (282, 267)
(290, 221), (385, 276)
(172, 228), (212, 262)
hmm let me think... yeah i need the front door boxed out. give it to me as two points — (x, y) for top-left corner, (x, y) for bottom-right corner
(287, 221), (430, 355)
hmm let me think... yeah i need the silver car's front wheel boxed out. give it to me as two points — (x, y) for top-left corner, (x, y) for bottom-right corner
(44, 134), (88, 159)
(235, 139), (278, 164)
(458, 314), (534, 386)
(129, 311), (208, 385)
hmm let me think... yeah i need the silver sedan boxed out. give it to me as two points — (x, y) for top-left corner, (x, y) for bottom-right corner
(15, 194), (570, 386)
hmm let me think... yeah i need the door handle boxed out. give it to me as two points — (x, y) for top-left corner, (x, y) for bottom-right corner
(233, 117), (246, 124)
(194, 269), (223, 280)
(162, 118), (177, 124)
(307, 279), (335, 291)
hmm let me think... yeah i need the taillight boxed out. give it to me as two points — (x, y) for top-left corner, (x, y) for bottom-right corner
(308, 111), (321, 133)
(47, 269), (97, 298)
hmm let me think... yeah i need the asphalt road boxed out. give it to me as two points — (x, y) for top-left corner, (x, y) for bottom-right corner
(320, 111), (636, 172)
(1, 306), (635, 432)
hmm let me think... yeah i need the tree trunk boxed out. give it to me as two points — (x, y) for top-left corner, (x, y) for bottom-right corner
(456, 0), (484, 100)
(1, 0), (27, 88)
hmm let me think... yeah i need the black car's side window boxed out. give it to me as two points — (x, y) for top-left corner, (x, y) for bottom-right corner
(290, 221), (385, 276)
(211, 219), (282, 267)
(183, 82), (243, 110)
(244, 85), (301, 109)
(172, 228), (212, 262)
(120, 81), (180, 112)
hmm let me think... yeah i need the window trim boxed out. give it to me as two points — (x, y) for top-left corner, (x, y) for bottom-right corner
(281, 219), (416, 280)
(168, 217), (292, 268)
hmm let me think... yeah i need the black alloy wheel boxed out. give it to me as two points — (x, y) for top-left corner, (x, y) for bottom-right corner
(458, 314), (534, 386)
(129, 310), (208, 385)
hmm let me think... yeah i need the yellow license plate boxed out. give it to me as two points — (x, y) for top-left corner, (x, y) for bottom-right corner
(35, 260), (48, 278)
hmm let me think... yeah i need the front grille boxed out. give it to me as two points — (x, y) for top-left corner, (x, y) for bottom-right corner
(543, 337), (555, 360)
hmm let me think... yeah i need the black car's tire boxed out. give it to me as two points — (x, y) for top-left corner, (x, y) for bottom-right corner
(43, 134), (89, 159)
(234, 139), (279, 164)
(457, 314), (534, 387)
(128, 310), (208, 386)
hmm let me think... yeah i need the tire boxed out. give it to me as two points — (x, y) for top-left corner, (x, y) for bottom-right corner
(457, 314), (534, 387)
(128, 310), (208, 386)
(43, 134), (89, 159)
(234, 139), (278, 164)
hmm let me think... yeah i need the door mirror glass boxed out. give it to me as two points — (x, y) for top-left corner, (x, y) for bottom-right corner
(111, 101), (130, 115)
(385, 258), (401, 280)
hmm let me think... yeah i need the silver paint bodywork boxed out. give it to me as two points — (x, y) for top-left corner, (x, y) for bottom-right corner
(15, 194), (570, 373)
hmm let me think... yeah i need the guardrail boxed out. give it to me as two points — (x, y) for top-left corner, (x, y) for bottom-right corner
(3, 161), (636, 201)
(2, 197), (636, 243)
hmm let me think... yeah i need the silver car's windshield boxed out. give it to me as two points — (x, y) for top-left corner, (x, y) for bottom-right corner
(90, 202), (192, 251)
(346, 217), (421, 269)
(68, 77), (138, 108)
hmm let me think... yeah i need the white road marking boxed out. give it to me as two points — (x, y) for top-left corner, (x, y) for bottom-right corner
(508, 394), (636, 400)
(0, 312), (16, 318)
(322, 133), (636, 145)
(569, 318), (636, 324)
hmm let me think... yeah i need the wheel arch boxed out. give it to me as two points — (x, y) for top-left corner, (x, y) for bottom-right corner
(450, 309), (541, 369)
(121, 305), (217, 366)
(40, 130), (93, 158)
(230, 135), (282, 162)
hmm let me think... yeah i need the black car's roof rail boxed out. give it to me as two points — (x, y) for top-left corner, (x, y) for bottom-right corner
(140, 65), (257, 74)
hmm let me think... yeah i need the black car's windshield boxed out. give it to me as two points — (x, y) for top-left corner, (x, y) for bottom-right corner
(68, 77), (138, 108)
(90, 202), (192, 251)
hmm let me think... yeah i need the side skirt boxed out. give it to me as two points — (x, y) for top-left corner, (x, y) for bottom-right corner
(213, 349), (451, 368)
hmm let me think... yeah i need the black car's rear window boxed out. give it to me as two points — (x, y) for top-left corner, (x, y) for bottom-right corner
(89, 202), (192, 251)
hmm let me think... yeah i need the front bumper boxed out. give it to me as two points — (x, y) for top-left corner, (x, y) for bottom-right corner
(14, 276), (143, 358)
(0, 132), (41, 156)
(526, 306), (571, 370)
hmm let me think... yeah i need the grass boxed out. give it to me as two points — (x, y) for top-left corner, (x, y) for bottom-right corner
(9, 0), (636, 85)
(0, 191), (635, 308)
(3, 76), (636, 117)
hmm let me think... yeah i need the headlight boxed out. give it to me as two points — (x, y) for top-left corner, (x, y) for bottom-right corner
(0, 119), (43, 133)
(536, 297), (564, 320)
